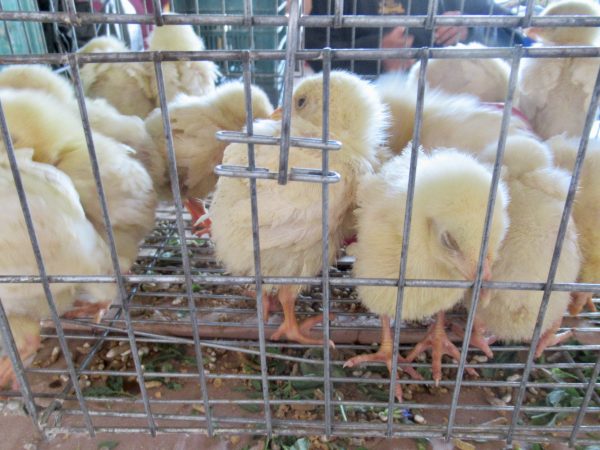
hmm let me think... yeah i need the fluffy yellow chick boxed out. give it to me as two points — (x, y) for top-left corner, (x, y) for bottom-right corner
(145, 81), (273, 232)
(79, 36), (155, 118)
(0, 89), (157, 270)
(147, 24), (219, 103)
(517, 0), (600, 139)
(475, 136), (581, 356)
(407, 42), (511, 103)
(546, 134), (600, 315)
(346, 148), (509, 394)
(0, 65), (165, 196)
(210, 71), (387, 345)
(0, 150), (116, 389)
(377, 77), (532, 159)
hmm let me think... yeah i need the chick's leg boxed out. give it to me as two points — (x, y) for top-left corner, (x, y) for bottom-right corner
(344, 315), (422, 402)
(243, 289), (279, 322)
(184, 198), (212, 237)
(534, 318), (573, 358)
(568, 291), (596, 316)
(270, 285), (334, 347)
(0, 316), (41, 390)
(405, 311), (478, 385)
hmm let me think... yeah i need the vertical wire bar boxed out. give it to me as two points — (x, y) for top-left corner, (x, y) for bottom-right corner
(152, 57), (214, 436)
(483, 0), (495, 47)
(151, 0), (164, 26)
(47, 0), (63, 54)
(0, 98), (96, 435)
(0, 298), (40, 432)
(505, 66), (600, 447)
(277, 0), (300, 185)
(376, 0), (382, 76)
(385, 48), (429, 437)
(522, 0), (536, 28)
(241, 50), (273, 436)
(243, 0), (254, 83)
(569, 353), (600, 446)
(445, 45), (523, 441)
(320, 48), (332, 437)
(333, 0), (342, 28)
(64, 0), (79, 51)
(68, 54), (157, 435)
(427, 0), (438, 47)
(349, 0), (356, 73)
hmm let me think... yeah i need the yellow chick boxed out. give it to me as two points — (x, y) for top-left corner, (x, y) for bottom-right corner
(407, 42), (511, 103)
(475, 136), (581, 356)
(79, 36), (155, 118)
(546, 134), (600, 315)
(346, 148), (510, 395)
(210, 71), (387, 345)
(517, 0), (600, 139)
(0, 65), (165, 197)
(144, 81), (273, 232)
(147, 24), (219, 103)
(0, 89), (157, 270)
(377, 77), (532, 159)
(0, 150), (116, 389)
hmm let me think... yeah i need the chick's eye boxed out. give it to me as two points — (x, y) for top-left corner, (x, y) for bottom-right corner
(296, 96), (307, 109)
(441, 231), (460, 253)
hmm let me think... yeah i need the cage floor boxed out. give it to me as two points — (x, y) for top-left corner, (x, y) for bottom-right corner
(3, 206), (600, 445)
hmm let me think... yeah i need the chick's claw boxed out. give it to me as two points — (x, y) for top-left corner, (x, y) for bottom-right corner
(534, 322), (573, 358)
(451, 319), (496, 359)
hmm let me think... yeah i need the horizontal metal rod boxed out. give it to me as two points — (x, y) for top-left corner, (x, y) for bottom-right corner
(0, 11), (598, 27)
(0, 46), (599, 65)
(214, 165), (341, 183)
(2, 274), (599, 292)
(216, 131), (342, 151)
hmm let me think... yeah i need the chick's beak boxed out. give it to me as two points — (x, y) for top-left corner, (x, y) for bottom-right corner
(270, 107), (283, 120)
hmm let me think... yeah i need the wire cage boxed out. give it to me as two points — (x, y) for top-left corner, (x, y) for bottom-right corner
(0, 0), (598, 448)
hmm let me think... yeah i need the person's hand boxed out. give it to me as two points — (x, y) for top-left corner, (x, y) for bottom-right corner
(434, 11), (468, 46)
(382, 26), (415, 72)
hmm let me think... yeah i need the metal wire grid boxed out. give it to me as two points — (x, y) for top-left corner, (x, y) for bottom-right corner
(0, 0), (598, 446)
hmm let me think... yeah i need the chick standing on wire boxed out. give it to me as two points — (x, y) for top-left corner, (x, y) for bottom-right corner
(474, 136), (581, 356)
(0, 65), (165, 196)
(546, 134), (599, 315)
(0, 88), (157, 271)
(79, 24), (218, 119)
(0, 151), (116, 389)
(145, 82), (274, 235)
(517, 0), (600, 140)
(210, 71), (387, 345)
(346, 148), (510, 398)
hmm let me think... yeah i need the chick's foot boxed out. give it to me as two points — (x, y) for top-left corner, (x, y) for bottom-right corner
(270, 285), (334, 347)
(534, 319), (573, 358)
(344, 316), (421, 402)
(271, 312), (335, 347)
(568, 291), (596, 316)
(405, 311), (478, 385)
(185, 198), (212, 237)
(451, 316), (496, 359)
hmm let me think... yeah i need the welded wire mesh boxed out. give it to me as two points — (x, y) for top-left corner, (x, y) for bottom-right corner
(0, 0), (598, 447)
